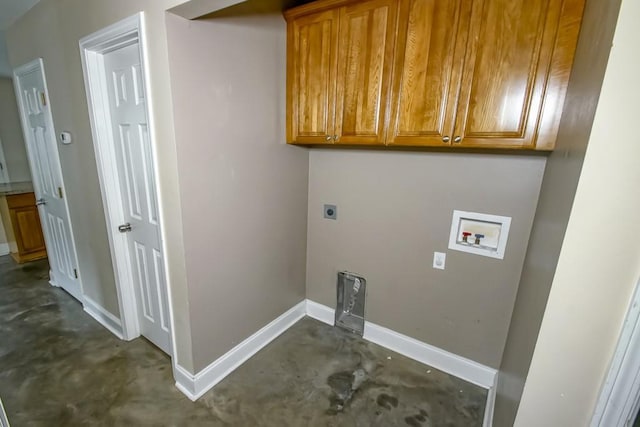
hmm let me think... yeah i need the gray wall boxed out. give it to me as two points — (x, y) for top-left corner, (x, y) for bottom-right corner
(166, 13), (309, 372)
(306, 150), (545, 368)
(6, 0), (194, 369)
(493, 0), (623, 424)
(0, 77), (31, 182)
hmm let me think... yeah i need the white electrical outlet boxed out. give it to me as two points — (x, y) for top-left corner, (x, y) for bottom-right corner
(433, 252), (446, 270)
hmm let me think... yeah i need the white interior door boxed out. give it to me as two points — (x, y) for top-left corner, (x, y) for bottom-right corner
(102, 42), (171, 354)
(14, 60), (82, 301)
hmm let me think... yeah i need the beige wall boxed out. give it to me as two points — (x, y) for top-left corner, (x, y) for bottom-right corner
(0, 77), (31, 182)
(493, 0), (622, 424)
(166, 13), (308, 372)
(514, 0), (640, 424)
(6, 0), (195, 370)
(306, 150), (545, 368)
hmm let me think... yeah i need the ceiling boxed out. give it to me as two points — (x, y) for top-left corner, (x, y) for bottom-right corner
(0, 0), (40, 77)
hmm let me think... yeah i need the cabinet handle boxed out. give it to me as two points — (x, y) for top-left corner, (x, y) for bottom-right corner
(333, 135), (340, 142)
(442, 136), (450, 143)
(325, 135), (332, 141)
(454, 136), (462, 143)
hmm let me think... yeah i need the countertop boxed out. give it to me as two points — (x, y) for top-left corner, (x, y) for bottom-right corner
(0, 181), (34, 196)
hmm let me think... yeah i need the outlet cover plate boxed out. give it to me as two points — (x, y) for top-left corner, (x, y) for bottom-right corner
(433, 252), (446, 270)
(324, 204), (337, 220)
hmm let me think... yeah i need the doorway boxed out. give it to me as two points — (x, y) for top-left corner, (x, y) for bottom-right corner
(79, 13), (172, 355)
(591, 276), (640, 426)
(13, 59), (83, 301)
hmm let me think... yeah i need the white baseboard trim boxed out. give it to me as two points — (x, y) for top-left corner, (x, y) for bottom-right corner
(305, 300), (497, 389)
(83, 296), (124, 340)
(174, 300), (307, 401)
(0, 243), (9, 257)
(306, 299), (335, 324)
(483, 375), (497, 427)
(174, 297), (497, 424)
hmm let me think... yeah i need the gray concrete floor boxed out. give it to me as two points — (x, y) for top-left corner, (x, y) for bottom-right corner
(0, 255), (487, 426)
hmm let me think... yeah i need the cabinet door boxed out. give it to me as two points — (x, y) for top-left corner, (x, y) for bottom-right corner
(7, 193), (46, 257)
(453, 0), (573, 148)
(334, 0), (398, 145)
(287, 9), (339, 144)
(387, 0), (471, 147)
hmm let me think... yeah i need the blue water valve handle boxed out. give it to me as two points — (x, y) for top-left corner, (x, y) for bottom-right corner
(474, 234), (485, 245)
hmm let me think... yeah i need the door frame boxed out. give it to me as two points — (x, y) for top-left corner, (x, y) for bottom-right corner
(13, 58), (83, 295)
(79, 12), (175, 355)
(591, 276), (640, 426)
(0, 137), (9, 184)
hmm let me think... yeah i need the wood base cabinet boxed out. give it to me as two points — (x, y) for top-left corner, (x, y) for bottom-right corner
(0, 192), (47, 263)
(286, 0), (586, 151)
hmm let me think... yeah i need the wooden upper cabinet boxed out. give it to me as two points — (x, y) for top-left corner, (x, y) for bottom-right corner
(387, 0), (471, 147)
(286, 0), (397, 145)
(453, 0), (583, 149)
(334, 0), (398, 145)
(286, 9), (339, 144)
(285, 0), (585, 150)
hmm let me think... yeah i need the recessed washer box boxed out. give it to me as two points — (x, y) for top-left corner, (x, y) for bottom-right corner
(448, 210), (511, 259)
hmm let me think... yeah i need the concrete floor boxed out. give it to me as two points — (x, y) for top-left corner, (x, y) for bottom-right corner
(0, 255), (487, 426)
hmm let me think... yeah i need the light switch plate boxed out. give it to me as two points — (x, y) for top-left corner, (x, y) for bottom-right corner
(433, 252), (446, 270)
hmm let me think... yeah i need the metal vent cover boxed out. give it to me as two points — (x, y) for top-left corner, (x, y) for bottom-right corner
(335, 271), (366, 336)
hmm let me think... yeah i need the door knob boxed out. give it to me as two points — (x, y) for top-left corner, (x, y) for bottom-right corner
(36, 198), (46, 206)
(118, 223), (132, 233)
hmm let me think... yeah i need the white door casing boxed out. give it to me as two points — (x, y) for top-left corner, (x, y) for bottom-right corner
(79, 13), (173, 356)
(13, 59), (82, 301)
(0, 138), (9, 184)
(591, 276), (640, 427)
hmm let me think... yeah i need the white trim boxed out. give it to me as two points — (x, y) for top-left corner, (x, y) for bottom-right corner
(0, 243), (9, 256)
(176, 298), (497, 424)
(79, 13), (143, 343)
(83, 295), (124, 339)
(305, 300), (497, 389)
(0, 137), (10, 184)
(175, 301), (307, 401)
(0, 398), (9, 427)
(591, 277), (640, 427)
(79, 13), (177, 360)
(306, 299), (335, 325)
(13, 58), (84, 303)
(483, 373), (497, 427)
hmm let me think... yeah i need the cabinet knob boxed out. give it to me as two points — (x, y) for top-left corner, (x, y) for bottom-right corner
(325, 135), (332, 141)
(333, 135), (340, 142)
(442, 136), (450, 143)
(454, 136), (462, 143)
